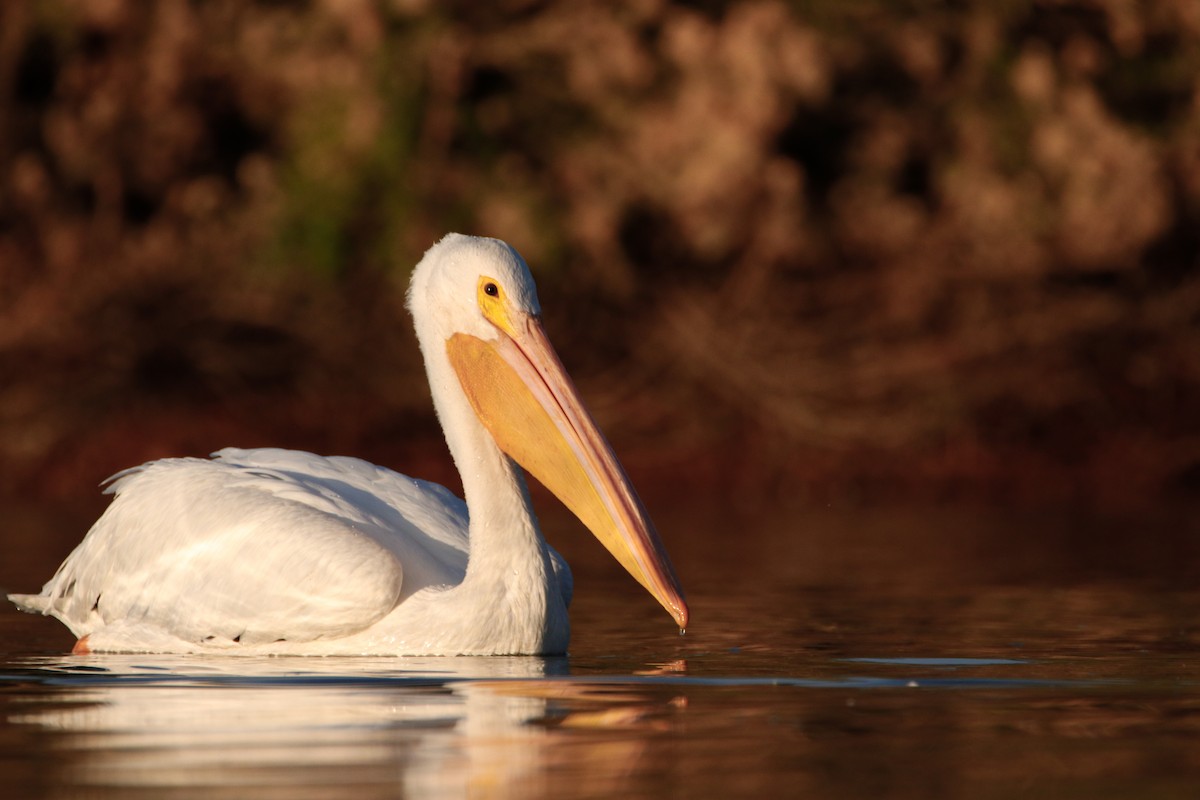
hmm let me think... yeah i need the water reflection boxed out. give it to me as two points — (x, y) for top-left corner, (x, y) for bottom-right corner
(4, 500), (1200, 797)
(6, 655), (654, 797)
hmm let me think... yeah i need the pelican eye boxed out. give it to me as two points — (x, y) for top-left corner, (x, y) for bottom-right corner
(477, 276), (513, 333)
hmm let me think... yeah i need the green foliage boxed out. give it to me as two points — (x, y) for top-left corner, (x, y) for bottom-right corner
(265, 20), (432, 280)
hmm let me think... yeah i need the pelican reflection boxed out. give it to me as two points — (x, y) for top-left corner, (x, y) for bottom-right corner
(8, 655), (660, 796)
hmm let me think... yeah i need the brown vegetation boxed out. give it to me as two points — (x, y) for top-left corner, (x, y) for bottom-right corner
(2, 0), (1198, 506)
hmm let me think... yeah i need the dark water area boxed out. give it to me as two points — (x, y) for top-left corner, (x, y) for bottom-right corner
(2, 496), (1198, 798)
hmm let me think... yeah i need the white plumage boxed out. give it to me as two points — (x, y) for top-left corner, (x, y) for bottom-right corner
(9, 234), (684, 655)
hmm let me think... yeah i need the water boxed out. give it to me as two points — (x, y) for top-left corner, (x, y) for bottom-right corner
(2, 498), (1198, 798)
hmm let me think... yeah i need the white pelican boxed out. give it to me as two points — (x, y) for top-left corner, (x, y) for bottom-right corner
(8, 234), (688, 655)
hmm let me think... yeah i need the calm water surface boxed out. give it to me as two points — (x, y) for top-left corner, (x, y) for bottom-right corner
(1, 497), (1198, 798)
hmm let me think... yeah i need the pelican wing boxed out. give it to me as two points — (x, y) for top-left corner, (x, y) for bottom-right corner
(13, 449), (472, 648)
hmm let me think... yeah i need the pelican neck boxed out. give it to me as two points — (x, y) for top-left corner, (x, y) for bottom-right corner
(421, 336), (549, 585)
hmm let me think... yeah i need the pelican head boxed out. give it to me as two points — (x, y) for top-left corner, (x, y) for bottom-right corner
(408, 235), (542, 346)
(407, 234), (688, 630)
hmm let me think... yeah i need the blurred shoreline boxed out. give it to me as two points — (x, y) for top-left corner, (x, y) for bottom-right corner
(12, 401), (1195, 511)
(3, 2), (1198, 508)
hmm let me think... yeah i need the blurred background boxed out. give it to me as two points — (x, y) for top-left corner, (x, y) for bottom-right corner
(1, 0), (1198, 509)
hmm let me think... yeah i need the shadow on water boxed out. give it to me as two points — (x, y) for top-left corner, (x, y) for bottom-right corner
(2, 496), (1199, 797)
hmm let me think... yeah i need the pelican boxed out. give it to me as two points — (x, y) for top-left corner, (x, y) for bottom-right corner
(8, 234), (688, 655)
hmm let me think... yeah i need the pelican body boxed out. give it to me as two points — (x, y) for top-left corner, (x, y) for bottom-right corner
(9, 234), (688, 655)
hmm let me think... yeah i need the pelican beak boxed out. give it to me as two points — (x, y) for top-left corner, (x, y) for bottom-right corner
(446, 314), (688, 630)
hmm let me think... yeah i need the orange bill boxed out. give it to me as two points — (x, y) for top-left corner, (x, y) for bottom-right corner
(446, 315), (688, 630)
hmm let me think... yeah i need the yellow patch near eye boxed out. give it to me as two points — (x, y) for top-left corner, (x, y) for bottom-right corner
(477, 276), (517, 337)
